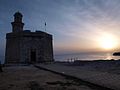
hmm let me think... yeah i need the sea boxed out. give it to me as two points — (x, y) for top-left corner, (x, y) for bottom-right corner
(54, 52), (120, 61)
(0, 52), (120, 64)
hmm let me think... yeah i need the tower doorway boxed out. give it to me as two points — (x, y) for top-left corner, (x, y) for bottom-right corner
(30, 50), (36, 63)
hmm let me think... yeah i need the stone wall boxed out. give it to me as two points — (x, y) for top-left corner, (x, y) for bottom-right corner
(5, 31), (54, 64)
(5, 33), (21, 63)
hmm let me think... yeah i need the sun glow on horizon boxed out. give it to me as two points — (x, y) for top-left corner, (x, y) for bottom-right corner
(98, 33), (118, 50)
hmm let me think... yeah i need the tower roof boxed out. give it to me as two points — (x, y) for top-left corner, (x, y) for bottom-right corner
(14, 11), (23, 17)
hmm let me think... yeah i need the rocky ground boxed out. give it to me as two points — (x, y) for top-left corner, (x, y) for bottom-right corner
(0, 65), (97, 90)
(37, 62), (120, 90)
(62, 60), (120, 74)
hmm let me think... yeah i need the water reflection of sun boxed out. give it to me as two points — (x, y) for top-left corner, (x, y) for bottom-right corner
(106, 53), (112, 60)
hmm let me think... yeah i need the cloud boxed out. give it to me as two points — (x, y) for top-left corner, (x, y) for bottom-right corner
(1, 0), (120, 55)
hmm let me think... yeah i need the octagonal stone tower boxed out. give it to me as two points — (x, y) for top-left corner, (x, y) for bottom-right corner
(5, 12), (54, 64)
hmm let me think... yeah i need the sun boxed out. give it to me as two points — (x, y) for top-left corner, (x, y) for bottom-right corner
(98, 34), (118, 50)
(101, 38), (116, 50)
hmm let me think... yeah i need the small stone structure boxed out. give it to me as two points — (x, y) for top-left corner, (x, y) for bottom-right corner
(5, 12), (54, 64)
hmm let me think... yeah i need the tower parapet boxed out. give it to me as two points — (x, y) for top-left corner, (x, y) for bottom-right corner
(11, 12), (24, 33)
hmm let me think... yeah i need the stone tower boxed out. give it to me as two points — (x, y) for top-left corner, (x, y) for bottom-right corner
(11, 12), (24, 32)
(5, 12), (54, 64)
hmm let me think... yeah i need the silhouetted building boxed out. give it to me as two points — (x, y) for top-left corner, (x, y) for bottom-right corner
(5, 12), (54, 64)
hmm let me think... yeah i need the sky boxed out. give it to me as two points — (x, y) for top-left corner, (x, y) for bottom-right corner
(1, 0), (120, 61)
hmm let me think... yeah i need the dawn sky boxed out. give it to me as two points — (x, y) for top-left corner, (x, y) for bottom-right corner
(1, 0), (120, 58)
